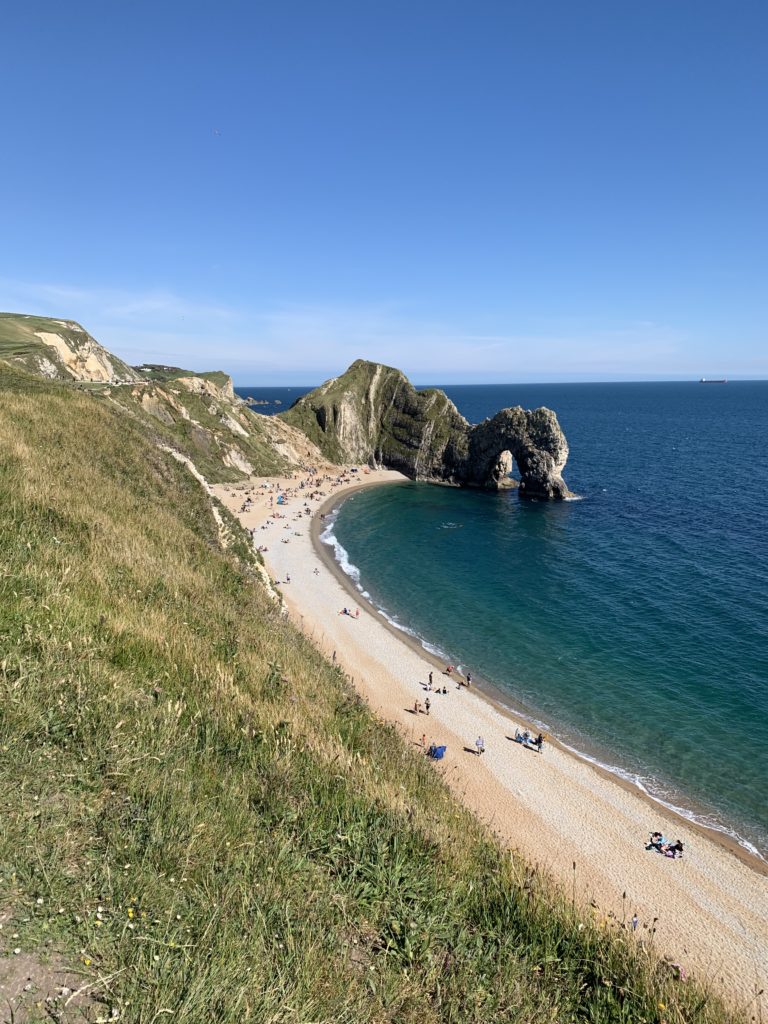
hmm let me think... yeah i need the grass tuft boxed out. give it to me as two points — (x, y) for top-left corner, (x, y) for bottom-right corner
(0, 365), (740, 1022)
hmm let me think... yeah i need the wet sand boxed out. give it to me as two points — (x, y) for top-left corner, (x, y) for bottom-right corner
(214, 470), (768, 1012)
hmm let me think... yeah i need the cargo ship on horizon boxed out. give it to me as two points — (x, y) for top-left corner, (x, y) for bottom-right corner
(699, 377), (727, 383)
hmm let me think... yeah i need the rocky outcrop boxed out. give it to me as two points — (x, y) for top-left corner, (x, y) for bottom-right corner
(281, 360), (571, 499)
(0, 313), (140, 383)
(0, 313), (328, 482)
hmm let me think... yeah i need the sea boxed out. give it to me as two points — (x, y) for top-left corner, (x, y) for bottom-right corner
(236, 382), (768, 860)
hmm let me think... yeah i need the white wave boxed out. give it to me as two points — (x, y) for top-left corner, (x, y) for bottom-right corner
(320, 522), (361, 586)
(319, 499), (766, 861)
(375, 606), (447, 657)
(322, 511), (450, 659)
(471, 688), (765, 861)
(557, 741), (766, 862)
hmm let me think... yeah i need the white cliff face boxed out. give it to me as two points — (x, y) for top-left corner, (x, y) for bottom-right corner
(223, 447), (254, 474)
(220, 413), (249, 438)
(176, 375), (234, 402)
(34, 328), (140, 383)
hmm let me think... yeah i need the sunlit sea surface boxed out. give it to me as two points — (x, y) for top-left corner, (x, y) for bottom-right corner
(238, 382), (768, 858)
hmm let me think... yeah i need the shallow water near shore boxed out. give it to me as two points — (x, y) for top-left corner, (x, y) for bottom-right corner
(322, 382), (768, 859)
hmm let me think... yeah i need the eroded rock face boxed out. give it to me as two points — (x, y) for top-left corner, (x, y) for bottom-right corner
(281, 360), (572, 499)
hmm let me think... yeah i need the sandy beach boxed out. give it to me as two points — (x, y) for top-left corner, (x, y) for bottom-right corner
(213, 469), (768, 1012)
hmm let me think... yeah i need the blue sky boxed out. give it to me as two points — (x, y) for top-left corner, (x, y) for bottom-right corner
(2, 1), (766, 383)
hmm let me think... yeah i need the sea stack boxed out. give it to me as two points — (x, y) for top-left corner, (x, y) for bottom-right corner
(281, 359), (572, 499)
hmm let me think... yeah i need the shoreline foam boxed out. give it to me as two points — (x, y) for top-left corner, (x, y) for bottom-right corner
(214, 469), (768, 1011)
(321, 494), (767, 864)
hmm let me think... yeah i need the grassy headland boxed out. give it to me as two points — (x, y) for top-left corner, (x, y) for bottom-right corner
(0, 366), (739, 1022)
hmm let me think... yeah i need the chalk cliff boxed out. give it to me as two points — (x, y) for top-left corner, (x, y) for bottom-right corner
(281, 360), (571, 499)
(0, 313), (325, 482)
(0, 312), (140, 383)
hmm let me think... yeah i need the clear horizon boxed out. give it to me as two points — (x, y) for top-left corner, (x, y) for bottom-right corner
(232, 375), (765, 388)
(2, 1), (766, 383)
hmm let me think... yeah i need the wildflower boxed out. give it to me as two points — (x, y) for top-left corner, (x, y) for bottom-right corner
(127, 909), (134, 919)
(82, 957), (91, 966)
(658, 1002), (666, 1010)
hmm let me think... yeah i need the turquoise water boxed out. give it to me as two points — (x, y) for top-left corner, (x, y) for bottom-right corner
(324, 382), (768, 859)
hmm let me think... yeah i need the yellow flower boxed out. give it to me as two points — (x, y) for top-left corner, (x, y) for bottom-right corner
(82, 957), (91, 966)
(658, 1002), (666, 1010)
(127, 908), (134, 919)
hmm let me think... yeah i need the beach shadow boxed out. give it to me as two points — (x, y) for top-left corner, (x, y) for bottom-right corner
(506, 735), (541, 753)
(463, 746), (480, 756)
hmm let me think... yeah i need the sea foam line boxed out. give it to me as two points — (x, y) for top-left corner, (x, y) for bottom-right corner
(321, 513), (766, 862)
(321, 514), (448, 660)
(558, 742), (766, 862)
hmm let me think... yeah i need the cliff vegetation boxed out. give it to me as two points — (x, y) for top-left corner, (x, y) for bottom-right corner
(0, 312), (322, 483)
(281, 359), (571, 498)
(0, 360), (736, 1023)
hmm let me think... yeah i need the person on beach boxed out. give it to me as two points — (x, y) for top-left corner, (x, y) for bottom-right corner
(466, 671), (472, 686)
(428, 671), (433, 688)
(421, 733), (427, 748)
(534, 732), (544, 752)
(425, 698), (431, 715)
(663, 839), (684, 859)
(647, 832), (665, 851)
(475, 735), (485, 755)
(414, 700), (421, 715)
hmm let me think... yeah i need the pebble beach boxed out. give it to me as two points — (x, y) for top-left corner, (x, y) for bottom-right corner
(214, 468), (768, 1013)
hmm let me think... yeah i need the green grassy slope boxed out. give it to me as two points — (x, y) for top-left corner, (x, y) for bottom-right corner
(105, 382), (291, 482)
(134, 364), (232, 389)
(0, 366), (736, 1023)
(279, 359), (471, 473)
(0, 312), (138, 381)
(0, 311), (299, 482)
